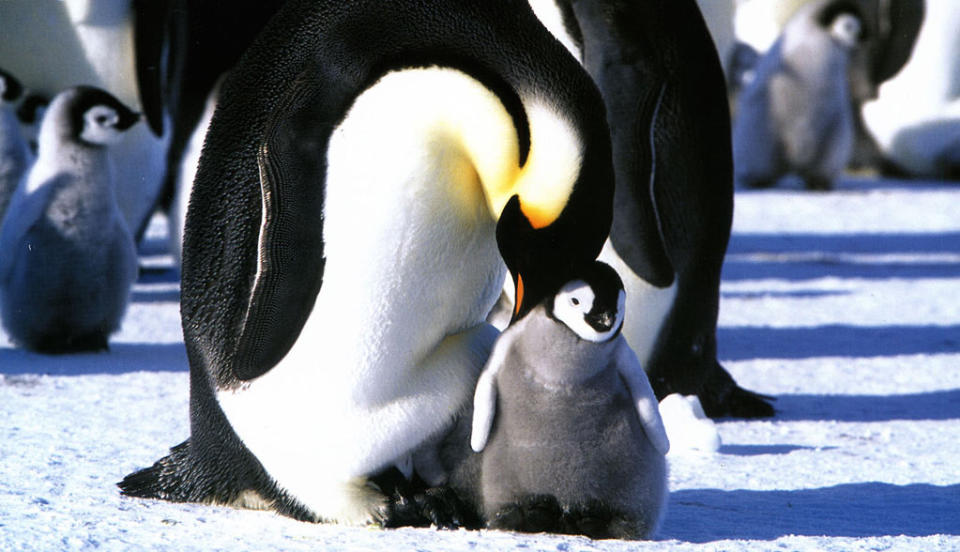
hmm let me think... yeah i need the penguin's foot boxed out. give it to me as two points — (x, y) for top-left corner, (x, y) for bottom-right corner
(559, 500), (638, 540)
(804, 175), (835, 191)
(374, 467), (481, 529)
(699, 362), (776, 419)
(21, 331), (109, 354)
(738, 176), (778, 190)
(489, 496), (641, 540)
(488, 494), (562, 534)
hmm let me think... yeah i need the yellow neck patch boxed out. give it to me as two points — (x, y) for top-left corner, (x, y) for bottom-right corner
(385, 67), (581, 228)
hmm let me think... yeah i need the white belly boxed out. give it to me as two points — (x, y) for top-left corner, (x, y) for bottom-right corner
(217, 68), (509, 522)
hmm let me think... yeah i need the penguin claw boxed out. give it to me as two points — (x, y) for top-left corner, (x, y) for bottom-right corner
(374, 468), (481, 530)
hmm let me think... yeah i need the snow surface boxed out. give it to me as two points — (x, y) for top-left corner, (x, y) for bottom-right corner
(2, 176), (959, 551)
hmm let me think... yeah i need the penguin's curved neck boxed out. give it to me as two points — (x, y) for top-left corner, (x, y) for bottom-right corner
(354, 67), (582, 226)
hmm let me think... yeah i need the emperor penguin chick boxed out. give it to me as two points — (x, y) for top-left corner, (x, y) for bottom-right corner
(0, 86), (140, 352)
(0, 68), (30, 224)
(733, 0), (864, 190)
(471, 262), (669, 540)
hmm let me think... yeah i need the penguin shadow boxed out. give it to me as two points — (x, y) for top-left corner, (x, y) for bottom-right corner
(717, 324), (960, 361)
(771, 389), (960, 423)
(659, 482), (960, 542)
(718, 444), (834, 456)
(722, 231), (960, 282)
(0, 342), (188, 376)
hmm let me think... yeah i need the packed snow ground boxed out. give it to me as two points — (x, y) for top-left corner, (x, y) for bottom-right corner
(1, 176), (958, 551)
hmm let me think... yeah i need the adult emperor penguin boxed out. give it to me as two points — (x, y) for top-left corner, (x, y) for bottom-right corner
(733, 0), (865, 190)
(471, 261), (669, 540)
(120, 0), (615, 527)
(0, 68), (31, 224)
(0, 86), (140, 352)
(531, 0), (774, 417)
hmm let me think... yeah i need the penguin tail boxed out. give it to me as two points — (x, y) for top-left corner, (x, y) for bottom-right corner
(118, 440), (197, 501)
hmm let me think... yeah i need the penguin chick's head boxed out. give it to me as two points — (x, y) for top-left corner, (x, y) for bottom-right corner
(0, 68), (24, 103)
(549, 261), (625, 343)
(50, 86), (141, 147)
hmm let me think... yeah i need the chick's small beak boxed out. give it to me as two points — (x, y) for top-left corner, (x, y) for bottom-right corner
(586, 310), (615, 332)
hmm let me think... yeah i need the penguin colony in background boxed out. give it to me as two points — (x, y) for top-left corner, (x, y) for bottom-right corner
(117, 0), (766, 533)
(0, 87), (141, 352)
(733, 0), (865, 190)
(471, 261), (669, 539)
(0, 69), (31, 224)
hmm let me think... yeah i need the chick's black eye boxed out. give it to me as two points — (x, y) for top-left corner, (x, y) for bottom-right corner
(96, 115), (109, 124)
(570, 297), (579, 306)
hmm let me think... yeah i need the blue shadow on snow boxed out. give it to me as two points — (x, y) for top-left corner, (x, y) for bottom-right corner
(722, 232), (960, 282)
(660, 483), (960, 542)
(717, 324), (960, 360)
(769, 389), (960, 422)
(0, 342), (188, 376)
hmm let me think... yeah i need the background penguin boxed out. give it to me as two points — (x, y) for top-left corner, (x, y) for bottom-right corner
(0, 68), (31, 224)
(537, 0), (774, 417)
(0, 86), (140, 353)
(120, 0), (615, 527)
(15, 94), (50, 156)
(471, 261), (669, 540)
(733, 0), (865, 190)
(862, 0), (960, 179)
(0, 0), (177, 241)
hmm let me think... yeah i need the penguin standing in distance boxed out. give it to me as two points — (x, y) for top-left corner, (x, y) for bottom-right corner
(471, 261), (669, 540)
(535, 0), (774, 417)
(733, 0), (865, 191)
(0, 0), (179, 241)
(0, 68), (31, 224)
(120, 0), (615, 527)
(0, 86), (141, 352)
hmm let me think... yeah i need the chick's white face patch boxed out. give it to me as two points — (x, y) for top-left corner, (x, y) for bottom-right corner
(81, 105), (123, 145)
(830, 14), (861, 48)
(553, 280), (624, 343)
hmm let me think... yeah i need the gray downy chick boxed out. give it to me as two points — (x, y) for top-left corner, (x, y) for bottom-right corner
(0, 68), (31, 225)
(471, 261), (669, 540)
(0, 86), (140, 352)
(733, 0), (864, 190)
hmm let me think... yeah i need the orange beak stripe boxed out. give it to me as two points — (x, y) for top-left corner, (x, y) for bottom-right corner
(513, 273), (525, 317)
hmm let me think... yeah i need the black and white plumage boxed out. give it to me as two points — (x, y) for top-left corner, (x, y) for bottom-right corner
(472, 261), (668, 540)
(0, 86), (140, 352)
(0, 68), (31, 225)
(533, 0), (773, 417)
(120, 0), (615, 527)
(733, 0), (865, 191)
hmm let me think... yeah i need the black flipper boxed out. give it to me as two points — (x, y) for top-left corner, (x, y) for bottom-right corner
(558, 0), (674, 288)
(561, 0), (774, 418)
(133, 0), (172, 136)
(232, 70), (333, 381)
